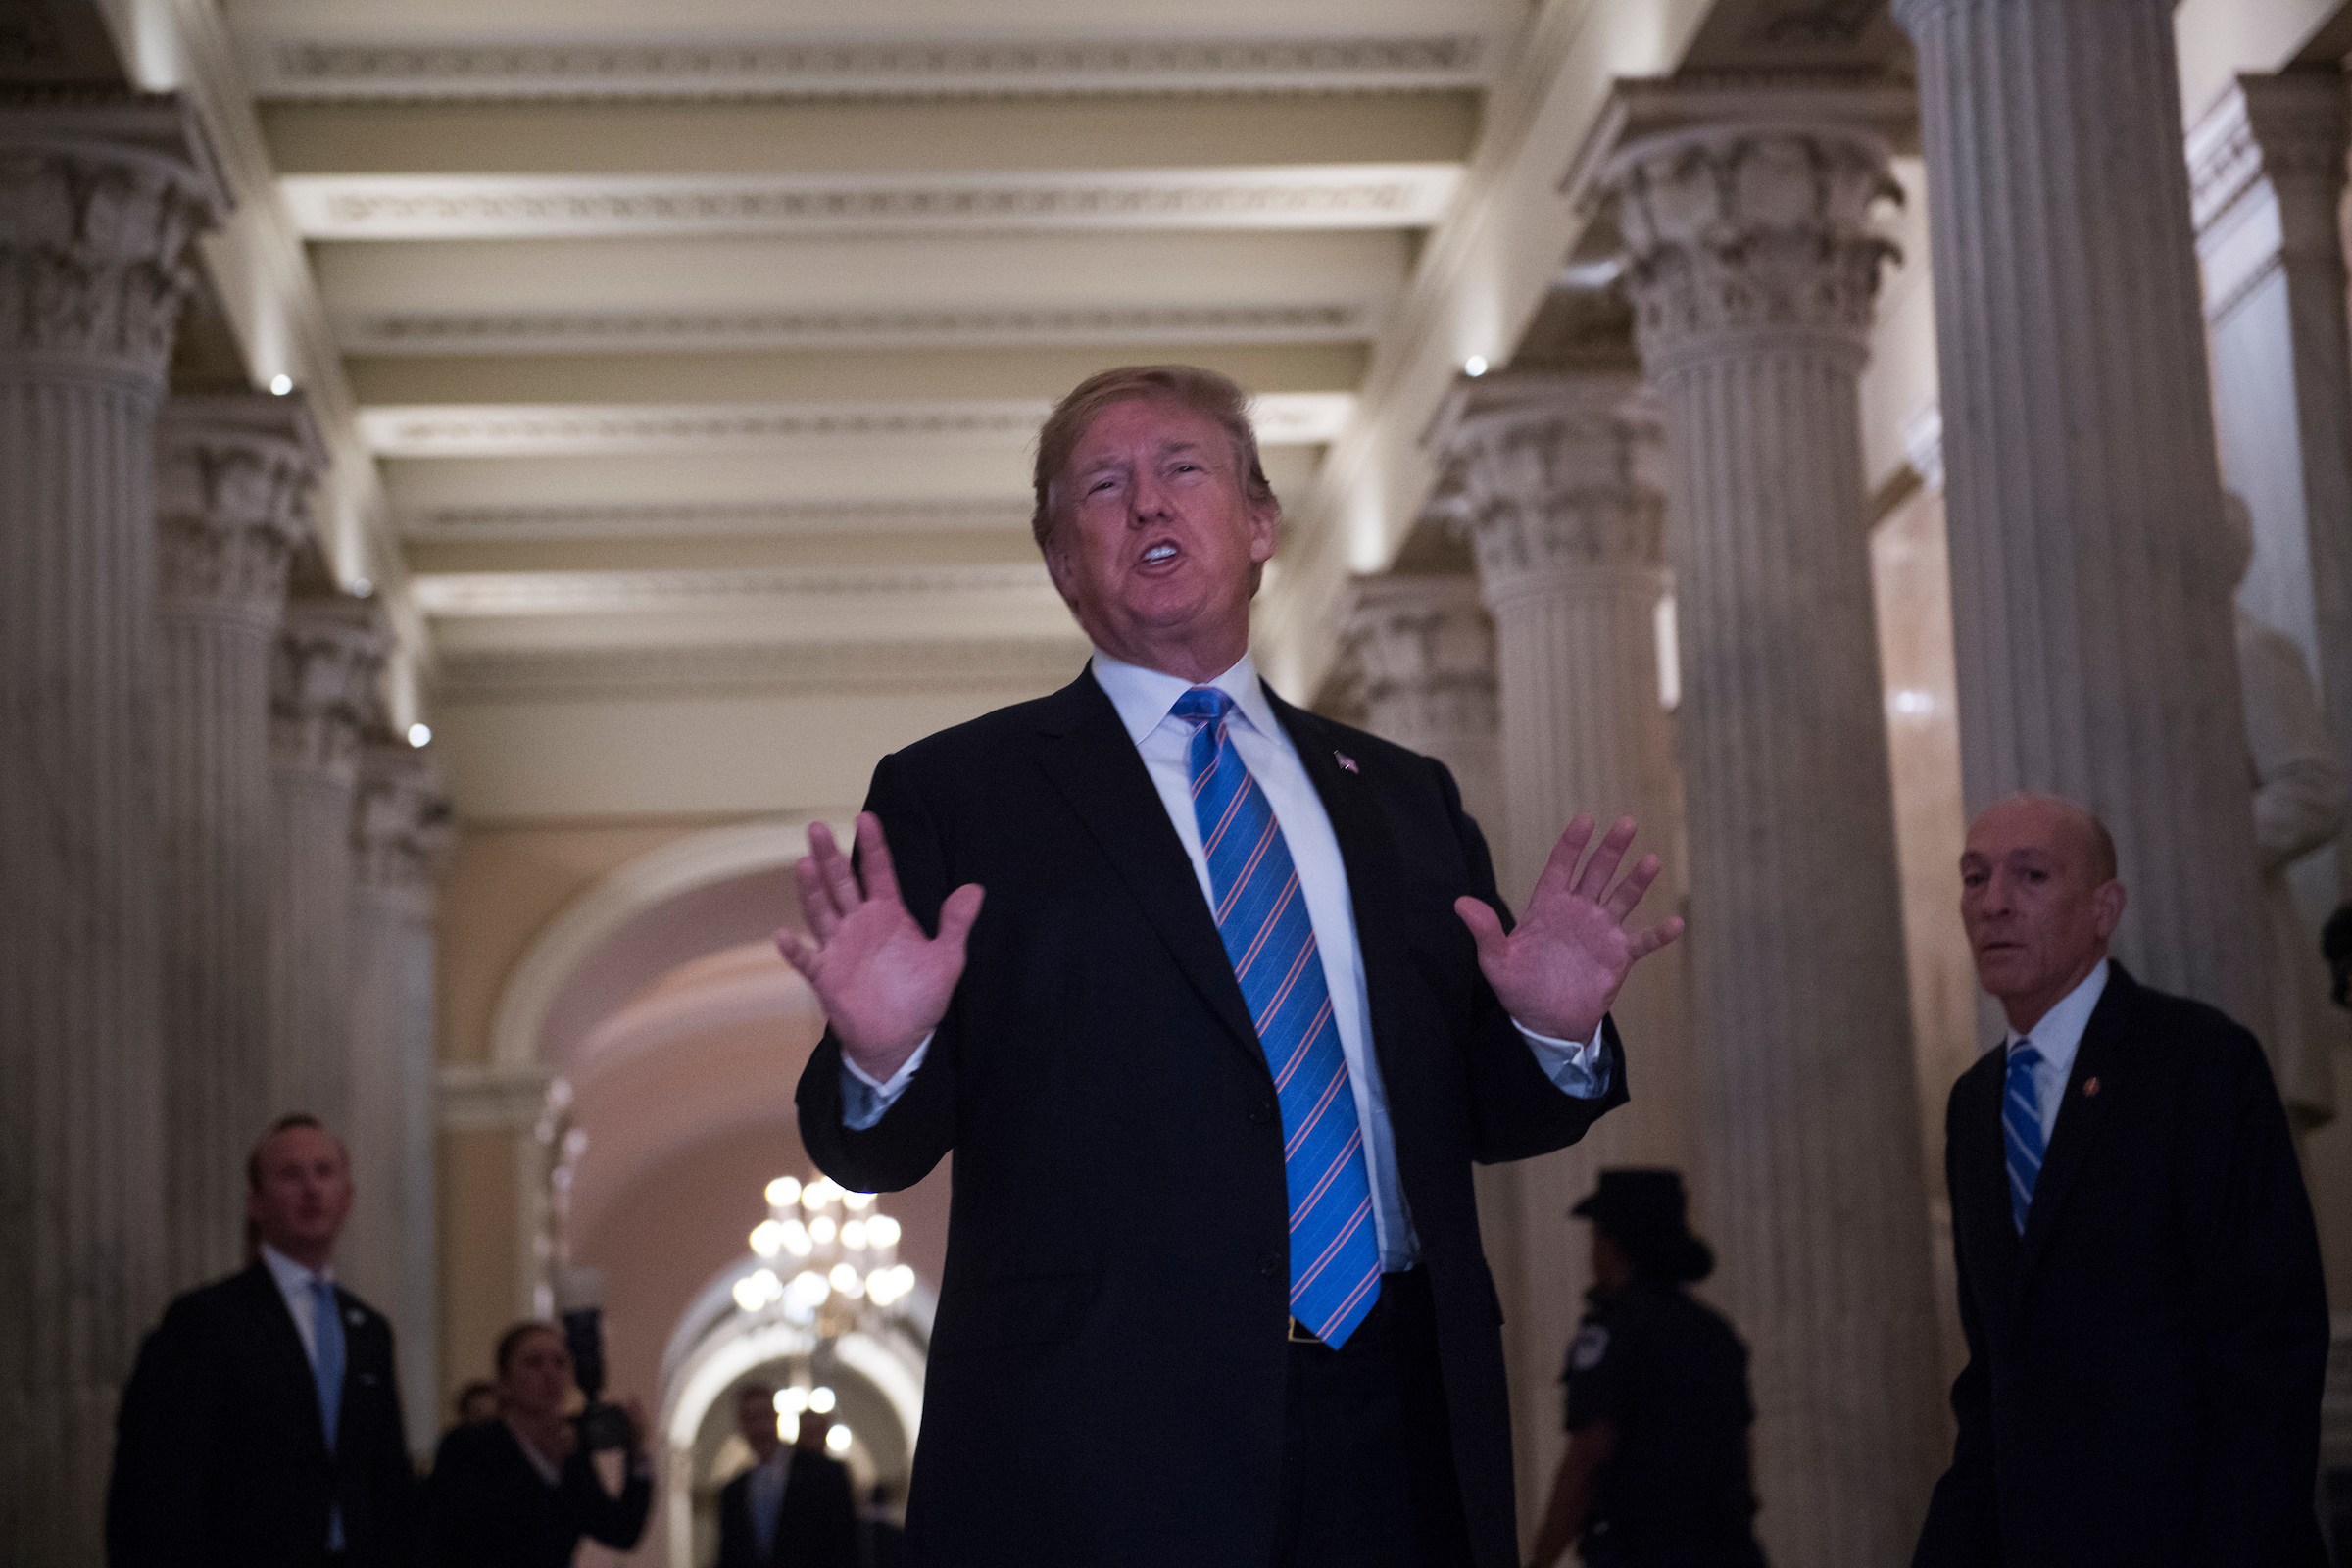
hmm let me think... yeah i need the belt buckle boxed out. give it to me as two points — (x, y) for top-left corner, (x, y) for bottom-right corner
(1287, 1315), (1322, 1345)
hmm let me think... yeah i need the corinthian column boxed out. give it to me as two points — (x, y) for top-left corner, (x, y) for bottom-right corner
(347, 736), (452, 1458)
(155, 393), (322, 1292)
(1592, 92), (1944, 1567)
(0, 93), (224, 1556)
(268, 590), (388, 1132)
(1440, 368), (1699, 1534)
(2193, 70), (2352, 904)
(1340, 574), (1503, 836)
(1896, 0), (2269, 1030)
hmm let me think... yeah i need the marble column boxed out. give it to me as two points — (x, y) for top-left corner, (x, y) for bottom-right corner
(0, 94), (224, 1556)
(2193, 70), (2352, 908)
(154, 393), (322, 1292)
(1442, 368), (1702, 1535)
(1597, 102), (1945, 1566)
(268, 591), (388, 1133)
(1341, 573), (1505, 837)
(1897, 0), (2270, 1034)
(347, 736), (452, 1458)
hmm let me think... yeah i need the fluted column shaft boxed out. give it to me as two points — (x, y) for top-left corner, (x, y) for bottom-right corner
(2194, 70), (2352, 904)
(1602, 111), (1944, 1568)
(347, 740), (451, 1459)
(1446, 370), (1700, 1539)
(154, 395), (320, 1292)
(1898, 0), (2269, 1030)
(1343, 574), (1505, 835)
(0, 95), (221, 1558)
(268, 596), (388, 1133)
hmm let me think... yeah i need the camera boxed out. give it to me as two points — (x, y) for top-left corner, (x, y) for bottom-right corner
(556, 1267), (635, 1452)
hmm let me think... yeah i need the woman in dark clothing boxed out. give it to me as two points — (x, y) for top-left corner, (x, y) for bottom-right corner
(428, 1321), (652, 1568)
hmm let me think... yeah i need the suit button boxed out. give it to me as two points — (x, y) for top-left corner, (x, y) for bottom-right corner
(1250, 1101), (1273, 1124)
(1259, 1251), (1280, 1278)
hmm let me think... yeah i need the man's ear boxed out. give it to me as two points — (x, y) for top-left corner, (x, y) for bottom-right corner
(2091, 879), (2127, 942)
(1247, 494), (1281, 564)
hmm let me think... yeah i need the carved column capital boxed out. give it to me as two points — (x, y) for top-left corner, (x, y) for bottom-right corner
(271, 596), (388, 782)
(1338, 575), (1496, 741)
(1599, 121), (1900, 371)
(353, 739), (453, 891)
(0, 92), (228, 386)
(1441, 374), (1668, 606)
(157, 393), (327, 627)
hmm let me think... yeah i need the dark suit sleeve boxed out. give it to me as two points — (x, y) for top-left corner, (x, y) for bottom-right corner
(797, 750), (960, 1194)
(426, 1426), (492, 1568)
(1913, 1083), (2000, 1568)
(107, 1300), (222, 1568)
(1429, 755), (1631, 1164)
(562, 1450), (652, 1550)
(2180, 1023), (2329, 1562)
(814, 1455), (861, 1568)
(715, 1473), (752, 1568)
(359, 1316), (422, 1562)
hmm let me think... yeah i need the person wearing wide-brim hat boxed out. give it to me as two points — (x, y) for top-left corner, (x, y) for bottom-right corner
(1525, 1171), (1768, 1568)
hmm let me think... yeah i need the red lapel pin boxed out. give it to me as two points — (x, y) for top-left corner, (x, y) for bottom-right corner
(1334, 751), (1359, 774)
(2082, 1076), (2100, 1098)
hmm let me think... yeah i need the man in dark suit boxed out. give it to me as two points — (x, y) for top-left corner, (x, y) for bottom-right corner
(716, 1385), (858, 1568)
(778, 366), (1682, 1567)
(1913, 794), (2330, 1568)
(108, 1112), (419, 1566)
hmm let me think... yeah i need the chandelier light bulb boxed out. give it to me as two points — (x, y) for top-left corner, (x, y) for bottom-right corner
(808, 1386), (837, 1414)
(781, 1218), (812, 1256)
(809, 1215), (837, 1246)
(842, 1191), (875, 1210)
(765, 1175), (802, 1207)
(826, 1424), (853, 1454)
(840, 1219), (866, 1250)
(749, 1220), (784, 1258)
(865, 1215), (901, 1248)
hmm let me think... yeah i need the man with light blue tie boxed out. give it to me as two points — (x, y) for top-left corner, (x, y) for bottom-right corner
(779, 366), (1683, 1568)
(1915, 795), (2328, 1568)
(108, 1114), (419, 1567)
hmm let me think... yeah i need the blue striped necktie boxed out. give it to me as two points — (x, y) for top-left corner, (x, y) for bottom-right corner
(1172, 687), (1383, 1348)
(2003, 1041), (2045, 1234)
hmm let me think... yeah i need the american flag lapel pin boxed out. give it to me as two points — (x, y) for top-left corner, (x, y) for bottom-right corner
(2082, 1076), (2100, 1098)
(1334, 750), (1359, 774)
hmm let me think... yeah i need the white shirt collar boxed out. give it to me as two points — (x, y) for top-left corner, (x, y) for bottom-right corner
(2002, 956), (2110, 1077)
(1090, 647), (1277, 748)
(260, 1243), (333, 1293)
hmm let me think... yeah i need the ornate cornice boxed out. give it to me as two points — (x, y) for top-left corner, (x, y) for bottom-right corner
(0, 93), (230, 385)
(352, 739), (453, 890)
(360, 393), (1352, 456)
(436, 636), (1090, 704)
(156, 392), (327, 623)
(399, 497), (1034, 544)
(245, 33), (1491, 102)
(2187, 71), (2349, 241)
(1440, 376), (1668, 597)
(1601, 122), (1900, 370)
(277, 165), (1464, 241)
(410, 563), (1057, 617)
(334, 300), (1377, 357)
(271, 595), (389, 780)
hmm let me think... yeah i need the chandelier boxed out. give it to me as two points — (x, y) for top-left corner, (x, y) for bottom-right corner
(731, 1173), (917, 1339)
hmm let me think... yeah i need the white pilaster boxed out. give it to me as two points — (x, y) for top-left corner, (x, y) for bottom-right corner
(154, 392), (322, 1292)
(1898, 0), (2270, 1035)
(2193, 69), (2352, 908)
(1593, 92), (1946, 1568)
(348, 737), (453, 1459)
(0, 92), (224, 1557)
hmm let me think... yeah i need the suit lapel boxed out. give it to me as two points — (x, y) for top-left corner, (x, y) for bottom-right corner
(1953, 1053), (2021, 1320)
(1030, 670), (1263, 1065)
(2014, 965), (2132, 1291)
(237, 1261), (331, 1455)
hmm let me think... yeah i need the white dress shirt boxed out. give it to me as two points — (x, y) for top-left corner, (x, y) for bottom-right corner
(845, 650), (1610, 1269)
(260, 1243), (335, 1366)
(1999, 957), (2110, 1149)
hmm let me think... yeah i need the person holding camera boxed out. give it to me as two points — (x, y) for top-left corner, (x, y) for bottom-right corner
(425, 1321), (651, 1567)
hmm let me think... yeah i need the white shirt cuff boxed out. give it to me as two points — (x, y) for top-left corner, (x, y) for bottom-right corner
(840, 1034), (931, 1130)
(1514, 1018), (1611, 1100)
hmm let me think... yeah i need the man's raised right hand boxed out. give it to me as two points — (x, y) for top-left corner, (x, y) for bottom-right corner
(773, 812), (984, 1084)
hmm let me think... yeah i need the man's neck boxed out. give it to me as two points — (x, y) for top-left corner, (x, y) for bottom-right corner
(1093, 624), (1249, 685)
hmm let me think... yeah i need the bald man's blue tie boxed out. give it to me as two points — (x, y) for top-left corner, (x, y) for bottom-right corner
(1171, 687), (1382, 1348)
(2004, 1042), (2045, 1234)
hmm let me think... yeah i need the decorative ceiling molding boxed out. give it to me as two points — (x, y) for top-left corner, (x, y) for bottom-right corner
(277, 165), (1465, 241)
(243, 33), (1491, 102)
(410, 563), (1059, 617)
(336, 300), (1380, 356)
(398, 497), (1035, 543)
(360, 393), (1354, 456)
(437, 636), (1090, 704)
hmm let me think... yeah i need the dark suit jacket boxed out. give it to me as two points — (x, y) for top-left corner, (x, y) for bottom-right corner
(426, 1416), (651, 1568)
(106, 1260), (418, 1568)
(1913, 962), (2329, 1568)
(797, 669), (1628, 1568)
(715, 1448), (859, 1568)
